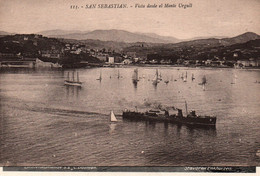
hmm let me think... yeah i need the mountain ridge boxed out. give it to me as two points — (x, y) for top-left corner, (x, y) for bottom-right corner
(0, 29), (259, 46)
(39, 29), (176, 43)
(37, 29), (260, 45)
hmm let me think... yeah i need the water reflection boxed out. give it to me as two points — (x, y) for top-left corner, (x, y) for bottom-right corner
(1, 67), (259, 166)
(65, 86), (81, 99)
(153, 82), (158, 90)
(140, 122), (217, 165)
(109, 123), (117, 134)
(0, 67), (62, 74)
(124, 118), (216, 137)
(132, 81), (137, 89)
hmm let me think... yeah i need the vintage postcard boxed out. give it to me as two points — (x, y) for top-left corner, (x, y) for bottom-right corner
(0, 0), (259, 175)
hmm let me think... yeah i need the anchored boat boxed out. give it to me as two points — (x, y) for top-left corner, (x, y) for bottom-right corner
(132, 68), (139, 84)
(152, 69), (160, 85)
(64, 71), (82, 87)
(97, 70), (102, 81)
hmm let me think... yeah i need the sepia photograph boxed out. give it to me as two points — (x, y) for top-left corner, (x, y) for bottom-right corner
(0, 0), (259, 174)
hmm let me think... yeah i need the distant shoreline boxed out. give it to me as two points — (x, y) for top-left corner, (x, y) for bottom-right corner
(117, 64), (260, 70)
(1, 63), (260, 70)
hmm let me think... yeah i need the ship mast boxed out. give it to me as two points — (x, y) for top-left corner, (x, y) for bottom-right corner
(67, 72), (70, 81)
(77, 72), (79, 82)
(185, 101), (188, 116)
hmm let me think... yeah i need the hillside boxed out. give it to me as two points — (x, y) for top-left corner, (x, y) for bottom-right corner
(37, 29), (88, 37)
(38, 29), (179, 43)
(164, 32), (260, 48)
(1, 32), (259, 66)
(0, 31), (13, 36)
(123, 38), (260, 62)
(137, 32), (181, 43)
(222, 32), (260, 45)
(0, 34), (64, 56)
(0, 34), (101, 65)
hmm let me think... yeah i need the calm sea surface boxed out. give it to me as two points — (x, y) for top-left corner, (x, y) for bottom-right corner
(0, 66), (259, 166)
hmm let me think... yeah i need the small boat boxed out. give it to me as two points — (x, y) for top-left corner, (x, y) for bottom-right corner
(164, 76), (169, 84)
(152, 69), (160, 85)
(183, 71), (187, 82)
(202, 75), (207, 84)
(202, 75), (206, 90)
(96, 70), (102, 81)
(191, 73), (195, 81)
(110, 111), (118, 122)
(64, 71), (82, 87)
(117, 70), (120, 79)
(181, 73), (184, 80)
(132, 68), (139, 84)
(198, 75), (207, 90)
(159, 72), (162, 81)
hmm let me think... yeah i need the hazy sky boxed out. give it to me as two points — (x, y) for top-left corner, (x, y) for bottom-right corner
(0, 0), (259, 39)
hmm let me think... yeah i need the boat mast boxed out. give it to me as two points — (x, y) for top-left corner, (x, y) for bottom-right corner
(202, 75), (206, 91)
(202, 75), (206, 84)
(156, 69), (158, 80)
(185, 101), (188, 116)
(77, 72), (79, 82)
(135, 68), (138, 80)
(99, 70), (102, 80)
(67, 72), (70, 81)
(136, 69), (138, 80)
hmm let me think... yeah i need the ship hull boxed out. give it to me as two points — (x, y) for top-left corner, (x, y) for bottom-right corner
(122, 111), (216, 126)
(64, 80), (82, 87)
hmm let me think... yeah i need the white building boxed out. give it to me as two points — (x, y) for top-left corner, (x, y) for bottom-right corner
(122, 59), (132, 64)
(108, 57), (114, 64)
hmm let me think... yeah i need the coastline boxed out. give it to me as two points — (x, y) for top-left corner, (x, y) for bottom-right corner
(1, 63), (260, 71)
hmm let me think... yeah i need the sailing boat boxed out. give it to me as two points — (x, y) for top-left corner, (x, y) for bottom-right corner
(164, 76), (169, 84)
(132, 68), (139, 84)
(110, 111), (118, 122)
(64, 71), (82, 87)
(96, 70), (102, 81)
(202, 75), (207, 84)
(191, 73), (195, 81)
(183, 72), (187, 82)
(117, 70), (120, 79)
(152, 69), (160, 85)
(181, 73), (184, 80)
(159, 72), (162, 81)
(200, 75), (207, 90)
(231, 74), (237, 84)
(185, 100), (188, 116)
